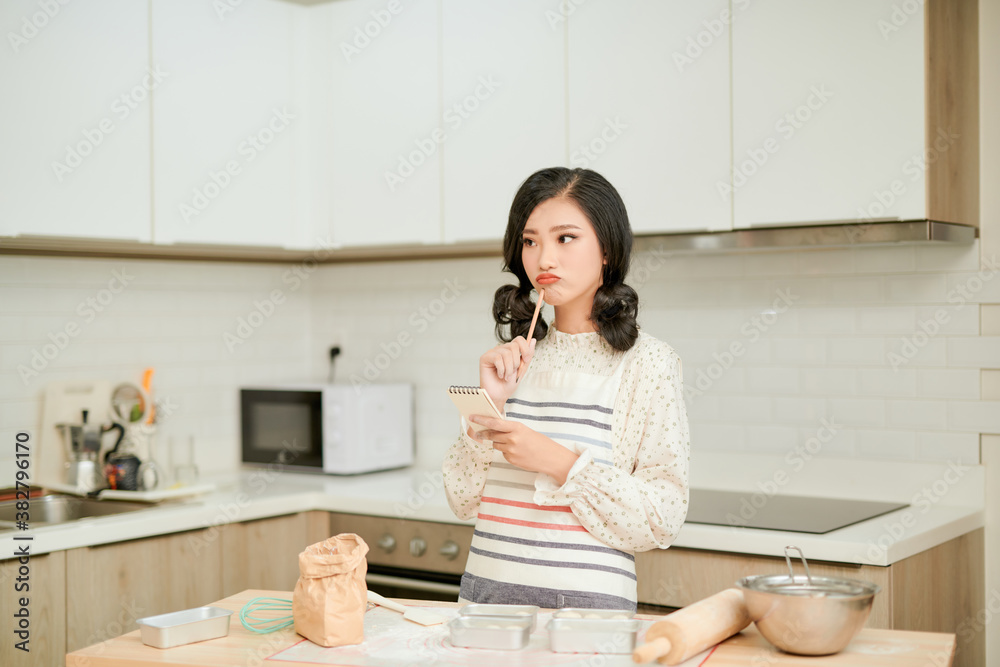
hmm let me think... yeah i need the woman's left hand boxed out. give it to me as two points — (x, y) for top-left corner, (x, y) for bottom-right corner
(468, 415), (579, 485)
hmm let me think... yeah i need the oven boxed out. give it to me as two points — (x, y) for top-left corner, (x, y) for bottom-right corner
(330, 513), (472, 602)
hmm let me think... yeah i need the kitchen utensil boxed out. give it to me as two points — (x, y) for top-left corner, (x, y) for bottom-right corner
(110, 382), (150, 424)
(554, 608), (634, 620)
(459, 603), (539, 631)
(141, 367), (156, 424)
(136, 606), (233, 649)
(105, 453), (141, 491)
(632, 587), (751, 665)
(366, 590), (448, 626)
(516, 288), (544, 383)
(171, 435), (199, 486)
(55, 410), (123, 493)
(239, 597), (294, 634)
(737, 546), (879, 656)
(548, 617), (642, 654)
(447, 614), (531, 650)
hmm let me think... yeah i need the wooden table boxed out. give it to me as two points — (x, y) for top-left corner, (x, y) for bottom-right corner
(66, 589), (956, 666)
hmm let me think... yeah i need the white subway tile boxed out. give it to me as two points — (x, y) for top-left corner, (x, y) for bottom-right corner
(915, 304), (979, 335)
(716, 396), (772, 423)
(946, 337), (1000, 368)
(773, 397), (828, 424)
(827, 337), (887, 365)
(857, 368), (917, 397)
(982, 305), (1000, 335)
(916, 369), (981, 399)
(947, 400), (1000, 433)
(885, 274), (949, 304)
(798, 423), (856, 458)
(799, 368), (858, 396)
(983, 370), (1000, 401)
(857, 306), (916, 334)
(915, 244), (981, 272)
(886, 399), (948, 430)
(690, 423), (745, 452)
(855, 429), (916, 461)
(829, 276), (884, 304)
(945, 268), (1000, 304)
(854, 245), (916, 274)
(742, 251), (799, 276)
(777, 277), (829, 305)
(795, 249), (855, 275)
(884, 335), (948, 368)
(744, 367), (799, 393)
(744, 425), (799, 454)
(797, 308), (856, 335)
(915, 431), (981, 465)
(827, 398), (886, 427)
(770, 338), (827, 365)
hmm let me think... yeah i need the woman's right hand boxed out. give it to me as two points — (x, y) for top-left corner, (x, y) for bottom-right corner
(479, 336), (536, 410)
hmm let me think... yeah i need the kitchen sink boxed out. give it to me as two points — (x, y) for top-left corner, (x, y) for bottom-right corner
(0, 494), (151, 530)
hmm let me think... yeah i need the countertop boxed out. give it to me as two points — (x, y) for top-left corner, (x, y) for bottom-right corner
(64, 588), (957, 666)
(1, 452), (984, 566)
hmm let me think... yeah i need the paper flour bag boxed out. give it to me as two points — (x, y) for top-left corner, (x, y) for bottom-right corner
(293, 533), (369, 647)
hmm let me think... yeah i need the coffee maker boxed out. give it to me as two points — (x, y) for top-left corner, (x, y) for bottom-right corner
(54, 409), (123, 494)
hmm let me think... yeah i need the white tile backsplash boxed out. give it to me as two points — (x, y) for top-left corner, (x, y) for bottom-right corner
(1, 241), (997, 483)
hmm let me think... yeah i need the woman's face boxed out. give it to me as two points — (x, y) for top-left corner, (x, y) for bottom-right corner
(520, 196), (605, 311)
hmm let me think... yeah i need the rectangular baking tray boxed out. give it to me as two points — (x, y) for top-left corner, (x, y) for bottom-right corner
(459, 603), (539, 631)
(448, 615), (532, 650)
(547, 617), (642, 654)
(137, 606), (234, 649)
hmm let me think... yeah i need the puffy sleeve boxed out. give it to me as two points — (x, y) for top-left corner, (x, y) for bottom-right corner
(533, 342), (690, 552)
(442, 418), (494, 520)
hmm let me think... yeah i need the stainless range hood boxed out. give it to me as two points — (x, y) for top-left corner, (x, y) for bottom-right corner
(0, 220), (977, 264)
(632, 220), (976, 255)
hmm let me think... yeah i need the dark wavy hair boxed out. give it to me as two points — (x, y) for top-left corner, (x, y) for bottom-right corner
(493, 167), (639, 352)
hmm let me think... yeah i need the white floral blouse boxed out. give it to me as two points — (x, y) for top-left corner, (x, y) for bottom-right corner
(442, 327), (691, 553)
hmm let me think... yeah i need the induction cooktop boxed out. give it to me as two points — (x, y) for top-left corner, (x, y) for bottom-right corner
(685, 488), (909, 534)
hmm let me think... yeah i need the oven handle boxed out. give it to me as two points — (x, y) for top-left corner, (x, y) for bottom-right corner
(365, 573), (461, 596)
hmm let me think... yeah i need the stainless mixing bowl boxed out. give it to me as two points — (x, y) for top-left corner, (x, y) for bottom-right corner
(737, 573), (880, 655)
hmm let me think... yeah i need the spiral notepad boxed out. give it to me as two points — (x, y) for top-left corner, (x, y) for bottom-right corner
(446, 385), (503, 433)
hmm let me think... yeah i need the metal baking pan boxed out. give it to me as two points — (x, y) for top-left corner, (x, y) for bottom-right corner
(552, 607), (634, 621)
(137, 606), (234, 649)
(448, 615), (532, 650)
(459, 603), (539, 631)
(547, 617), (642, 654)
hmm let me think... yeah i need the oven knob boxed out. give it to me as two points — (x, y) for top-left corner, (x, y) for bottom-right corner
(439, 540), (460, 560)
(377, 534), (396, 553)
(409, 537), (427, 557)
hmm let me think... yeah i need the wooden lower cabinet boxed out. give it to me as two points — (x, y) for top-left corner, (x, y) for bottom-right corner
(0, 550), (66, 667)
(219, 511), (331, 597)
(637, 529), (984, 667)
(64, 528), (223, 654)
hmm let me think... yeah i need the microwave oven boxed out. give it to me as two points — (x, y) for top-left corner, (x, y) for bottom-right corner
(240, 383), (414, 474)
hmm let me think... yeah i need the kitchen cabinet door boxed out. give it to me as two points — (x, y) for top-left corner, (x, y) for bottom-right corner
(0, 0), (151, 242)
(0, 550), (65, 667)
(731, 0), (925, 227)
(151, 0), (304, 248)
(441, 0), (566, 244)
(319, 0), (441, 248)
(219, 511), (330, 597)
(64, 528), (223, 653)
(568, 1), (731, 234)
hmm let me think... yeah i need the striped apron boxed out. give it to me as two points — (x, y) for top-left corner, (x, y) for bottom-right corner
(459, 356), (637, 611)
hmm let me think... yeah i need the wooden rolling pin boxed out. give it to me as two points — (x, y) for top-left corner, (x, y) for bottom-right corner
(633, 588), (751, 665)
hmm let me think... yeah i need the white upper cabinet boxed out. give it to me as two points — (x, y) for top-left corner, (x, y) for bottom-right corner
(0, 0), (152, 241)
(731, 1), (925, 227)
(568, 0), (732, 234)
(441, 0), (566, 244)
(321, 0), (440, 248)
(151, 0), (301, 248)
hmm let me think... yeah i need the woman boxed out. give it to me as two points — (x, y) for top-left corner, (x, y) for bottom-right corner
(442, 167), (689, 611)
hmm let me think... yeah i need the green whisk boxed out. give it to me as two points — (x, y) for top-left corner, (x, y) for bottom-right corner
(239, 597), (294, 634)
